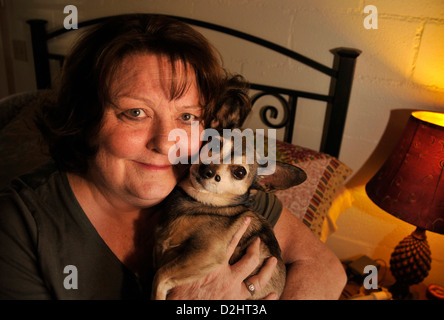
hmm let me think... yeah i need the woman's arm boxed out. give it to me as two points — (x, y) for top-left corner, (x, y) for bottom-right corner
(0, 196), (52, 299)
(274, 207), (347, 299)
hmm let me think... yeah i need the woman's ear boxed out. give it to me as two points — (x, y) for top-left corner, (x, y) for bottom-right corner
(253, 162), (306, 192)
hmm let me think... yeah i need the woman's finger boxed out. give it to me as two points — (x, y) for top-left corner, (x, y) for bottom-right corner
(244, 256), (278, 295)
(226, 219), (280, 299)
(231, 237), (261, 280)
(226, 217), (251, 258)
(261, 292), (278, 300)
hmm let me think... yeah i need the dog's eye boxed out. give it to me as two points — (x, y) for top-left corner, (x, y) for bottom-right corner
(231, 166), (247, 180)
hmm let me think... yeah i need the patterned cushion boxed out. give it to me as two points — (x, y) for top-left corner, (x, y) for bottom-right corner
(260, 135), (353, 238)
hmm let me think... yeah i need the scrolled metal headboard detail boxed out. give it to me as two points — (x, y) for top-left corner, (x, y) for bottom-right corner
(26, 14), (360, 157)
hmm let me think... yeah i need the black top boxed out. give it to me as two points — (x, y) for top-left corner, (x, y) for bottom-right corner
(0, 162), (282, 299)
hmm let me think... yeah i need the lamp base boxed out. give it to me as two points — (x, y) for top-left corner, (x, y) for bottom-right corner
(388, 227), (431, 300)
(389, 282), (413, 300)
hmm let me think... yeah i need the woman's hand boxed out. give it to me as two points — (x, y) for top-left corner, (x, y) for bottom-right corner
(166, 217), (278, 300)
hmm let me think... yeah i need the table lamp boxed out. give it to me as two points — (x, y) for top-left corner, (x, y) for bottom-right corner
(366, 111), (444, 299)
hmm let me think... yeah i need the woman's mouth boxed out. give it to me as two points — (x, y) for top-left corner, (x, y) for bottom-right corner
(133, 161), (173, 171)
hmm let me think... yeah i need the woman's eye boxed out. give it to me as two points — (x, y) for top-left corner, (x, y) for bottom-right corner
(125, 108), (146, 119)
(181, 113), (198, 122)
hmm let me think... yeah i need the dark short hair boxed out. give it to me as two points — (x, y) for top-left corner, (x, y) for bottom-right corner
(36, 14), (241, 173)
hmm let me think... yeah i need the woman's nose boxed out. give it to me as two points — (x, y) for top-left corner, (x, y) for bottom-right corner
(147, 120), (177, 155)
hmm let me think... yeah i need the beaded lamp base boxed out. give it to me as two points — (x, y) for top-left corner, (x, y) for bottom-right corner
(389, 227), (432, 299)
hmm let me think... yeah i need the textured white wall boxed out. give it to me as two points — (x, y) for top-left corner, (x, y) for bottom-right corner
(2, 0), (444, 286)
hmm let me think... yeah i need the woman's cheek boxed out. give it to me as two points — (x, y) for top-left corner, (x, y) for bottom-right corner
(102, 129), (146, 159)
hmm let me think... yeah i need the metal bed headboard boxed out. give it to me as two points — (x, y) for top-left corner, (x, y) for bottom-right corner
(27, 14), (360, 158)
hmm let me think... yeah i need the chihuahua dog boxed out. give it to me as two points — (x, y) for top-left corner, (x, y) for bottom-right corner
(151, 133), (307, 300)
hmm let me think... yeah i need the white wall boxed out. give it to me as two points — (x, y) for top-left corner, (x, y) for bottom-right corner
(2, 0), (444, 286)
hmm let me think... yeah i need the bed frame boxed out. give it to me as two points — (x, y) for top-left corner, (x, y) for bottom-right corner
(27, 14), (360, 158)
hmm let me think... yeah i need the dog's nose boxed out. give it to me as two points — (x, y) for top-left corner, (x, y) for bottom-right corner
(199, 164), (215, 179)
(198, 165), (222, 182)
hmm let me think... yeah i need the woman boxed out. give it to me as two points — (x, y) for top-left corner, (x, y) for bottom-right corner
(0, 14), (346, 299)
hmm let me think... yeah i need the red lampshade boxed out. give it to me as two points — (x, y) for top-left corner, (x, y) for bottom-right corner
(366, 111), (444, 235)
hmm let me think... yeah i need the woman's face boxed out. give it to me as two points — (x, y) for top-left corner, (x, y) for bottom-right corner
(89, 53), (204, 209)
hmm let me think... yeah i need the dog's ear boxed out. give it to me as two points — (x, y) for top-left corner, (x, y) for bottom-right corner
(209, 75), (251, 131)
(252, 162), (307, 192)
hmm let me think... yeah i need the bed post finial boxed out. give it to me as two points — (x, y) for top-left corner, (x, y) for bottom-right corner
(322, 47), (361, 158)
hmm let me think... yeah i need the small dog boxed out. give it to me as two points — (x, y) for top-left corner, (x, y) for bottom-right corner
(151, 134), (306, 300)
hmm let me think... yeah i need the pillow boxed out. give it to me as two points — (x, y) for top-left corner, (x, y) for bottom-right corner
(319, 185), (353, 242)
(0, 91), (52, 189)
(258, 135), (353, 240)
